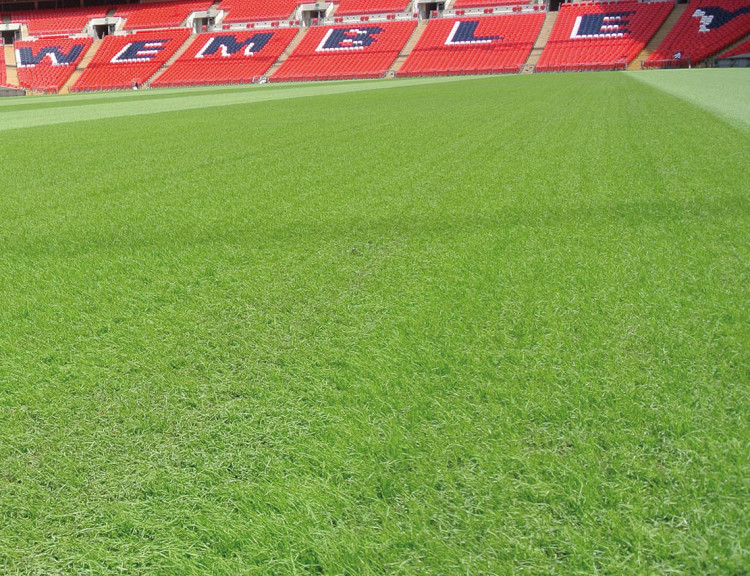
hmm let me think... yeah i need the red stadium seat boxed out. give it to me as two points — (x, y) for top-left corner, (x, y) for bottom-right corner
(454, 0), (521, 8)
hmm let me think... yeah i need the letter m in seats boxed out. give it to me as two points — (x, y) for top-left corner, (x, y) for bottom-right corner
(196, 33), (274, 58)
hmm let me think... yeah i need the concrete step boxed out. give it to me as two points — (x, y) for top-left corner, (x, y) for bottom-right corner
(389, 20), (427, 77)
(4, 45), (19, 87)
(265, 27), (307, 78)
(523, 10), (556, 73)
(61, 38), (102, 94)
(148, 32), (198, 86)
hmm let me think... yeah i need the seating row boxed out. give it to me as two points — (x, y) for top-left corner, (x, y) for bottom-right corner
(453, 0), (529, 7)
(218, 0), (305, 24)
(718, 36), (750, 56)
(333, 0), (411, 16)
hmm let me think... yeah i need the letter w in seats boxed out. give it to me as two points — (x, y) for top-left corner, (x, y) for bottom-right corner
(16, 44), (87, 67)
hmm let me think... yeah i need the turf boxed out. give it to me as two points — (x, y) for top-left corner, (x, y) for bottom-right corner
(0, 71), (748, 575)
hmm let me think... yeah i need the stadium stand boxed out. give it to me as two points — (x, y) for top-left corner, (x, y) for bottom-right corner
(15, 36), (92, 93)
(536, 1), (673, 72)
(9, 7), (108, 36)
(646, 0), (750, 65)
(333, 0), (411, 16)
(116, 0), (213, 31)
(718, 36), (750, 55)
(151, 29), (298, 87)
(218, 0), (303, 23)
(399, 14), (545, 76)
(271, 20), (416, 81)
(453, 0), (529, 7)
(2, 0), (746, 92)
(71, 28), (191, 91)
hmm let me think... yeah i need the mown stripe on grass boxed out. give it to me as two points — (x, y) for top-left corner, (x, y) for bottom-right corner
(627, 69), (750, 131)
(0, 76), (476, 133)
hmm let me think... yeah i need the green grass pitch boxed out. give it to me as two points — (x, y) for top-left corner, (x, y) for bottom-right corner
(0, 70), (748, 574)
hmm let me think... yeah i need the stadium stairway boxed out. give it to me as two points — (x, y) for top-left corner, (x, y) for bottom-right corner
(148, 34), (199, 86)
(60, 38), (101, 94)
(388, 19), (427, 77)
(628, 3), (687, 70)
(4, 44), (19, 87)
(264, 28), (306, 78)
(523, 10), (556, 73)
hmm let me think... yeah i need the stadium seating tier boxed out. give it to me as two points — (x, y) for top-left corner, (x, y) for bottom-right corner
(399, 14), (546, 77)
(218, 0), (303, 23)
(72, 28), (191, 92)
(152, 29), (298, 87)
(537, 1), (673, 72)
(10, 7), (109, 36)
(116, 0), (213, 31)
(16, 37), (93, 93)
(333, 0), (411, 16)
(453, 0), (529, 7)
(272, 20), (417, 82)
(647, 0), (750, 64)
